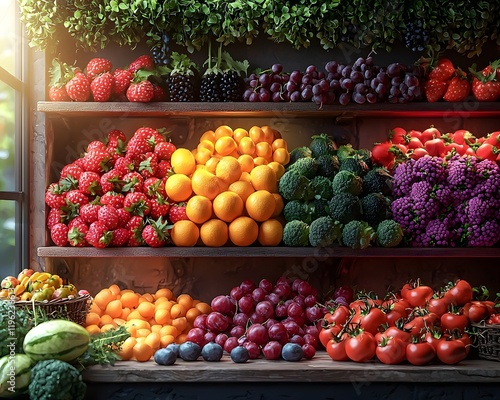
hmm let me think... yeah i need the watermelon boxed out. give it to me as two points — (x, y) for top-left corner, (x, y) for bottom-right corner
(0, 354), (32, 398)
(23, 319), (90, 362)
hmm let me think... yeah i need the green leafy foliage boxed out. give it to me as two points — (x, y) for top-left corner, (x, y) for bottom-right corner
(77, 325), (130, 367)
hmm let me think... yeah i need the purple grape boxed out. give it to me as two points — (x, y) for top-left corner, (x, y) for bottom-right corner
(365, 56), (373, 66)
(375, 83), (386, 95)
(249, 79), (258, 88)
(325, 92), (336, 104)
(259, 88), (271, 102)
(286, 81), (297, 92)
(289, 91), (300, 102)
(290, 70), (302, 84)
(248, 92), (259, 102)
(243, 89), (253, 101)
(302, 74), (312, 85)
(364, 70), (373, 79)
(313, 93), (327, 105)
(306, 65), (317, 75)
(301, 87), (313, 101)
(272, 92), (282, 102)
(390, 86), (400, 97)
(282, 91), (290, 102)
(340, 78), (354, 90)
(353, 93), (366, 104)
(325, 60), (338, 73)
(259, 74), (271, 87)
(405, 74), (419, 87)
(281, 74), (289, 83)
(350, 70), (363, 82)
(339, 92), (351, 105)
(366, 92), (377, 103)
(312, 84), (322, 96)
(354, 83), (367, 94)
(391, 76), (402, 86)
(270, 82), (282, 93)
(319, 79), (330, 91)
(388, 95), (398, 104)
(341, 66), (352, 78)
(330, 79), (341, 91)
(317, 71), (325, 79)
(272, 63), (283, 74)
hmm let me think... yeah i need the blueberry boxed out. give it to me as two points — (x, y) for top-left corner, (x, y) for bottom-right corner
(281, 343), (304, 362)
(179, 341), (202, 361)
(201, 342), (223, 362)
(166, 343), (180, 357)
(230, 346), (249, 363)
(153, 348), (177, 366)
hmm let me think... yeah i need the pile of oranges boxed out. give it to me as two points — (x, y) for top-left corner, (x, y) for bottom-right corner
(84, 284), (211, 362)
(165, 125), (290, 247)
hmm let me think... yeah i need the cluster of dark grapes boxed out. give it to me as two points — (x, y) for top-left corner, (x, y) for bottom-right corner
(151, 32), (171, 66)
(167, 73), (198, 102)
(404, 20), (430, 53)
(244, 57), (423, 105)
(185, 276), (324, 361)
(200, 71), (244, 102)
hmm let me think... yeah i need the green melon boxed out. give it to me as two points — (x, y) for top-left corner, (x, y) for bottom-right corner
(0, 353), (32, 398)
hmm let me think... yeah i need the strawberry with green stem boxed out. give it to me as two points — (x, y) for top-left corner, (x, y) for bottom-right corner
(142, 217), (171, 247)
(443, 69), (470, 102)
(126, 69), (155, 102)
(469, 60), (500, 102)
(48, 58), (72, 101)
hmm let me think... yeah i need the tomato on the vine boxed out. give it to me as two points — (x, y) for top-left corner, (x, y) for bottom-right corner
(375, 335), (407, 365)
(345, 330), (377, 363)
(436, 337), (467, 365)
(401, 281), (433, 308)
(325, 336), (349, 361)
(324, 305), (351, 327)
(404, 310), (439, 336)
(440, 309), (469, 334)
(406, 341), (436, 366)
(424, 328), (444, 352)
(383, 299), (410, 326)
(351, 306), (388, 336)
(462, 301), (491, 323)
(426, 295), (451, 317)
(376, 326), (412, 345)
(319, 324), (342, 349)
(445, 280), (473, 307)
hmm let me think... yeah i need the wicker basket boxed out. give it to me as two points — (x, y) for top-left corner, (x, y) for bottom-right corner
(12, 294), (92, 326)
(472, 322), (500, 361)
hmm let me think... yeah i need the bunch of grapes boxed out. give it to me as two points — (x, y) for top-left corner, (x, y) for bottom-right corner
(185, 276), (324, 360)
(243, 64), (290, 103)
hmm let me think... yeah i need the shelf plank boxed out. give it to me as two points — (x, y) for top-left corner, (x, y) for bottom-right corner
(37, 246), (500, 258)
(38, 101), (500, 118)
(82, 353), (500, 383)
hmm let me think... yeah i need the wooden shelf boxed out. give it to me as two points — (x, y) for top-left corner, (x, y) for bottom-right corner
(38, 101), (500, 118)
(37, 246), (500, 258)
(82, 352), (500, 383)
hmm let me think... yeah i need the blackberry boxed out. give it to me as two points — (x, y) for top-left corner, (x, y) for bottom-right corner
(168, 74), (197, 102)
(200, 72), (223, 102)
(220, 70), (244, 102)
(151, 32), (171, 66)
(404, 20), (430, 52)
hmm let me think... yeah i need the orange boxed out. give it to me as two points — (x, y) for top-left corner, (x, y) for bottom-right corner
(200, 219), (229, 247)
(85, 312), (101, 326)
(141, 293), (155, 303)
(195, 302), (212, 314)
(154, 308), (171, 325)
(151, 324), (162, 334)
(255, 141), (273, 161)
(258, 218), (284, 246)
(120, 307), (131, 320)
(170, 220), (200, 247)
(186, 307), (202, 322)
(229, 216), (259, 246)
(249, 126), (265, 143)
(261, 125), (278, 143)
(273, 147), (290, 164)
(214, 125), (234, 139)
(186, 195), (213, 224)
(205, 157), (220, 174)
(237, 154), (255, 173)
(126, 310), (143, 321)
(93, 288), (115, 310)
(165, 173), (192, 202)
(170, 148), (196, 176)
(119, 337), (137, 361)
(137, 301), (155, 320)
(214, 136), (237, 156)
(88, 303), (102, 316)
(126, 319), (150, 331)
(250, 165), (278, 192)
(213, 191), (244, 223)
(245, 190), (276, 222)
(177, 294), (194, 310)
(176, 333), (188, 344)
(105, 299), (123, 319)
(215, 156), (242, 185)
(238, 136), (256, 156)
(120, 291), (140, 309)
(100, 314), (114, 326)
(145, 331), (161, 350)
(200, 130), (216, 143)
(133, 342), (154, 362)
(191, 168), (225, 200)
(160, 334), (176, 348)
(253, 157), (268, 166)
(101, 323), (117, 333)
(108, 284), (122, 296)
(272, 138), (288, 151)
(155, 287), (174, 300)
(272, 193), (284, 217)
(197, 139), (215, 154)
(268, 161), (285, 180)
(233, 128), (249, 143)
(228, 180), (255, 203)
(85, 324), (101, 335)
(172, 317), (188, 333)
(113, 317), (127, 326)
(159, 325), (178, 338)
(194, 148), (212, 165)
(136, 328), (152, 338)
(239, 171), (252, 183)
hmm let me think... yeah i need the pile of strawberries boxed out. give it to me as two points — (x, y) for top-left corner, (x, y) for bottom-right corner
(49, 55), (166, 103)
(422, 57), (500, 103)
(45, 127), (191, 248)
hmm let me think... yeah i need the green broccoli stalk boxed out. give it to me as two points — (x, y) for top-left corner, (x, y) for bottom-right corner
(332, 170), (363, 196)
(283, 200), (311, 223)
(341, 220), (376, 249)
(360, 193), (391, 228)
(308, 216), (343, 247)
(287, 157), (318, 179)
(283, 220), (310, 247)
(28, 359), (86, 400)
(328, 192), (362, 225)
(376, 219), (404, 247)
(278, 171), (311, 201)
(310, 175), (334, 200)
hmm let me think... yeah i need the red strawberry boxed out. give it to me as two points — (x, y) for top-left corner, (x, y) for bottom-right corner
(45, 183), (67, 209)
(65, 71), (91, 102)
(78, 171), (102, 196)
(50, 223), (69, 247)
(98, 204), (120, 230)
(65, 190), (90, 208)
(143, 177), (166, 198)
(126, 80), (154, 102)
(60, 163), (84, 181)
(150, 194), (170, 220)
(126, 216), (145, 247)
(128, 55), (155, 74)
(113, 156), (135, 175)
(67, 217), (89, 247)
(86, 221), (113, 248)
(423, 79), (448, 103)
(100, 191), (125, 209)
(142, 217), (170, 247)
(443, 70), (470, 102)
(47, 208), (67, 230)
(428, 58), (455, 82)
(156, 160), (172, 178)
(113, 68), (133, 99)
(111, 227), (131, 247)
(168, 203), (188, 223)
(82, 149), (111, 174)
(86, 58), (113, 80)
(133, 127), (161, 140)
(116, 207), (131, 228)
(138, 152), (159, 179)
(48, 58), (72, 101)
(122, 172), (144, 193)
(100, 170), (124, 193)
(86, 140), (107, 153)
(91, 72), (115, 102)
(124, 192), (151, 217)
(469, 61), (500, 102)
(126, 136), (154, 162)
(152, 84), (167, 101)
(80, 203), (101, 225)
(154, 141), (176, 160)
(106, 129), (127, 148)
(49, 86), (70, 101)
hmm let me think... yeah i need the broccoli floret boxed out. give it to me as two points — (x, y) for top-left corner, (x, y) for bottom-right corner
(360, 193), (392, 228)
(355, 148), (374, 169)
(288, 146), (312, 166)
(283, 200), (310, 223)
(332, 170), (363, 196)
(308, 216), (343, 247)
(29, 359), (86, 400)
(376, 219), (404, 247)
(341, 220), (375, 249)
(316, 154), (340, 178)
(362, 167), (393, 196)
(309, 133), (337, 158)
(283, 220), (310, 247)
(328, 192), (362, 224)
(287, 157), (318, 179)
(278, 171), (311, 201)
(340, 156), (370, 177)
(310, 198), (330, 220)
(310, 175), (334, 200)
(336, 144), (356, 161)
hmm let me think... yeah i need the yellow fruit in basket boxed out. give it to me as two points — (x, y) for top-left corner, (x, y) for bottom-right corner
(233, 128), (249, 143)
(171, 148), (196, 175)
(200, 130), (216, 143)
(229, 180), (255, 203)
(258, 218), (284, 246)
(245, 190), (276, 222)
(213, 191), (244, 223)
(214, 136), (237, 156)
(250, 165), (278, 192)
(191, 168), (225, 200)
(215, 125), (234, 139)
(216, 156), (242, 185)
(237, 154), (254, 173)
(273, 147), (290, 165)
(268, 161), (285, 180)
(238, 136), (256, 156)
(255, 141), (273, 161)
(170, 220), (200, 247)
(200, 219), (229, 247)
(186, 195), (213, 224)
(20, 292), (32, 301)
(165, 173), (192, 202)
(229, 216), (259, 246)
(272, 138), (288, 151)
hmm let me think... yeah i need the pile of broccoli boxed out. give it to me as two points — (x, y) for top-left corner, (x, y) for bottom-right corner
(280, 138), (403, 249)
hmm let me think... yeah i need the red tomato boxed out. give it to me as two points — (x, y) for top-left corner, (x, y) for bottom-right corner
(407, 136), (424, 149)
(454, 332), (471, 357)
(319, 325), (342, 349)
(484, 131), (500, 146)
(345, 331), (377, 362)
(410, 147), (430, 160)
(436, 338), (467, 365)
(424, 138), (446, 157)
(444, 142), (466, 156)
(325, 337), (349, 361)
(377, 326), (412, 344)
(406, 342), (436, 366)
(384, 301), (409, 326)
(475, 143), (499, 161)
(404, 312), (439, 336)
(376, 336), (407, 365)
(427, 296), (451, 317)
(462, 301), (491, 323)
(371, 141), (396, 168)
(327, 305), (351, 327)
(452, 129), (475, 145)
(424, 329), (444, 352)
(421, 126), (441, 143)
(352, 307), (388, 336)
(388, 127), (408, 145)
(408, 129), (423, 141)
(446, 280), (473, 307)
(402, 284), (434, 308)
